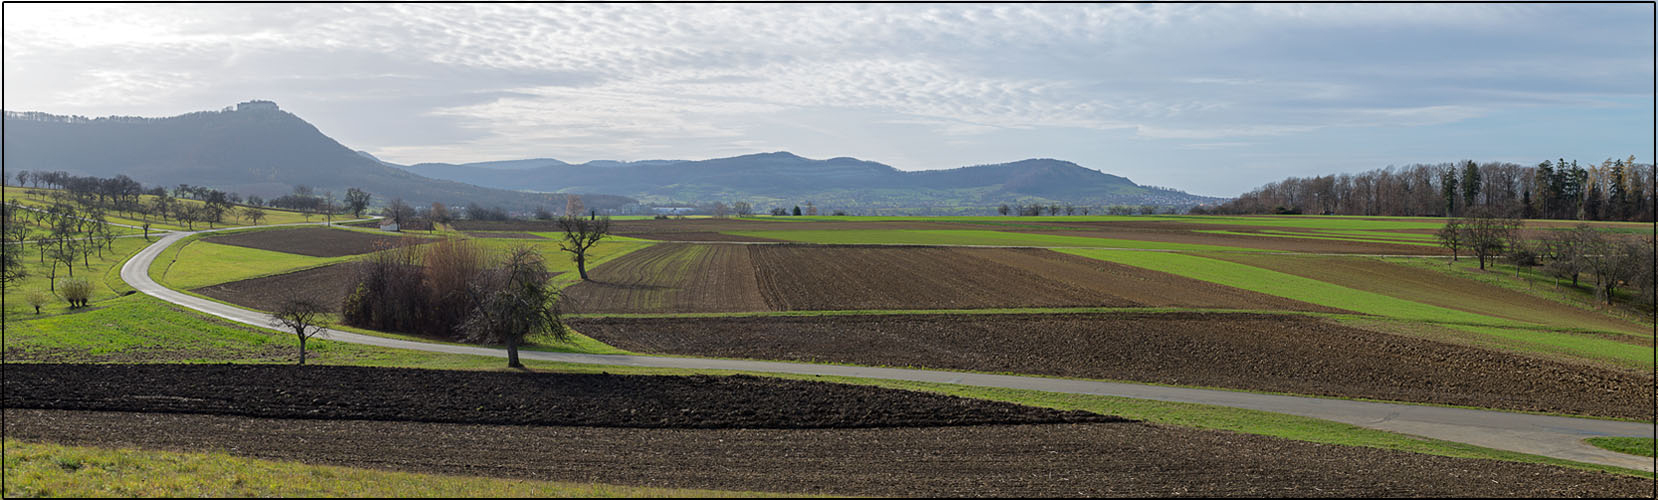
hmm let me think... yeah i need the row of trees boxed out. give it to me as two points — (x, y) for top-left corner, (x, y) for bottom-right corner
(2, 199), (123, 292)
(997, 203), (1181, 216)
(1211, 157), (1655, 221)
(1436, 211), (1656, 307)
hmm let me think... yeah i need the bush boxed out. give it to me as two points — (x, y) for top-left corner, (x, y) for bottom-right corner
(59, 278), (92, 308)
(26, 290), (49, 314)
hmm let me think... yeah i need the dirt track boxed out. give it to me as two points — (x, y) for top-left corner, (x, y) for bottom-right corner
(8, 409), (1646, 497)
(193, 263), (356, 313)
(563, 244), (1338, 314)
(3, 364), (1112, 429)
(203, 227), (420, 257)
(572, 313), (1654, 419)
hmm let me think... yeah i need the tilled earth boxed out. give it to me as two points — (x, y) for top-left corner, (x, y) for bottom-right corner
(6, 409), (1647, 497)
(2, 364), (1114, 429)
(202, 227), (423, 257)
(571, 312), (1654, 419)
(193, 263), (357, 312)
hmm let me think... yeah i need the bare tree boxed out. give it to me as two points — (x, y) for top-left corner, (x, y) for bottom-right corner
(462, 246), (568, 368)
(565, 194), (584, 217)
(711, 201), (729, 218)
(1435, 218), (1464, 262)
(270, 296), (330, 365)
(385, 198), (415, 227)
(1460, 209), (1520, 270)
(556, 215), (610, 281)
(241, 207), (267, 226)
(345, 187), (373, 218)
(732, 201), (753, 217)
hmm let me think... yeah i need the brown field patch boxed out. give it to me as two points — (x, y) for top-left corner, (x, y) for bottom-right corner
(202, 227), (420, 257)
(192, 264), (357, 313)
(571, 313), (1653, 419)
(1208, 254), (1653, 337)
(749, 246), (1343, 312)
(1021, 222), (1446, 255)
(10, 409), (1645, 497)
(561, 244), (768, 314)
(6, 364), (1108, 429)
(621, 231), (788, 242)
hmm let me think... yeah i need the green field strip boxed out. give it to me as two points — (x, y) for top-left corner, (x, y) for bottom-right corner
(158, 241), (348, 289)
(1056, 249), (1538, 327)
(1443, 324), (1652, 370)
(1194, 229), (1440, 247)
(3, 236), (152, 317)
(1383, 257), (1657, 333)
(2, 440), (777, 498)
(1258, 229), (1439, 243)
(724, 229), (1268, 252)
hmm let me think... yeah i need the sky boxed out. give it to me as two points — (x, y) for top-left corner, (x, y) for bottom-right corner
(3, 3), (1652, 197)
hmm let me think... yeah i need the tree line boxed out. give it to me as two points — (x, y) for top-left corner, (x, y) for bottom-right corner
(1435, 210), (1655, 309)
(1204, 157), (1655, 222)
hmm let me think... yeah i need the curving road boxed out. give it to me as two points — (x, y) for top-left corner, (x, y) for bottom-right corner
(120, 224), (1657, 472)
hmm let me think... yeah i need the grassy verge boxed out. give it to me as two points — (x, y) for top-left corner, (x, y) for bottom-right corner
(0, 440), (777, 498)
(1585, 437), (1658, 458)
(4, 294), (1646, 478)
(158, 240), (347, 289)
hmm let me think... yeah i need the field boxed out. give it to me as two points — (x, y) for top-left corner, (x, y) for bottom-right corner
(2, 236), (148, 317)
(202, 226), (419, 257)
(570, 312), (1652, 419)
(563, 244), (1337, 314)
(10, 212), (1656, 496)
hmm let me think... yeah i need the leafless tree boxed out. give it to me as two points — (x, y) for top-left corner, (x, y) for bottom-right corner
(1460, 209), (1520, 270)
(556, 215), (610, 281)
(1435, 219), (1464, 262)
(270, 295), (331, 365)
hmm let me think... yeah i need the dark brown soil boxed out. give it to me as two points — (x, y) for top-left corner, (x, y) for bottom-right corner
(623, 231), (787, 242)
(562, 243), (770, 314)
(1, 364), (1114, 429)
(193, 264), (357, 313)
(203, 227), (423, 257)
(571, 313), (1655, 419)
(8, 409), (1647, 497)
(563, 244), (1339, 314)
(1020, 222), (1447, 255)
(461, 231), (545, 239)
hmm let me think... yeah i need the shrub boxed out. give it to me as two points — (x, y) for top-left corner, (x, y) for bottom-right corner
(26, 290), (49, 314)
(59, 278), (92, 308)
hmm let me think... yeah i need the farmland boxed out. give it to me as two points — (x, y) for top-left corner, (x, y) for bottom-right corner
(7, 213), (1655, 496)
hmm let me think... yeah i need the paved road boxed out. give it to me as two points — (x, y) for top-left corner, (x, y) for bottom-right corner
(119, 225), (1657, 472)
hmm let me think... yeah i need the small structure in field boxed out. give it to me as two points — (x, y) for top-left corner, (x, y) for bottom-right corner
(378, 221), (399, 232)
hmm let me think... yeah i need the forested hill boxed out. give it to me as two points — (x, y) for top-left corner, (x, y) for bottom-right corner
(1, 103), (633, 211)
(1203, 159), (1655, 222)
(403, 153), (1221, 211)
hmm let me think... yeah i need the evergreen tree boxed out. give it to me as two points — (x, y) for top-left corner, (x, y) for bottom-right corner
(1460, 160), (1481, 210)
(1439, 168), (1459, 216)
(1607, 159), (1628, 220)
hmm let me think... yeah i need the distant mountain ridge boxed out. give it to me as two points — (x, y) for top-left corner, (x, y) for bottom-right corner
(2, 102), (633, 211)
(403, 152), (1219, 209)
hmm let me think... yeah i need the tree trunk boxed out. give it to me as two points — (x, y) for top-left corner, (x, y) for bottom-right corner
(507, 336), (522, 368)
(298, 337), (307, 365)
(577, 255), (589, 281)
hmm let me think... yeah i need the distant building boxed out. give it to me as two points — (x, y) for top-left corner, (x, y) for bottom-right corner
(236, 100), (279, 112)
(378, 221), (399, 232)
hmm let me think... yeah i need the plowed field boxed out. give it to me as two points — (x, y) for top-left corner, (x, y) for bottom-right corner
(9, 410), (1645, 497)
(202, 227), (420, 257)
(570, 313), (1653, 419)
(5, 364), (1112, 429)
(192, 264), (356, 312)
(1018, 222), (1444, 255)
(561, 244), (768, 314)
(563, 244), (1339, 313)
(750, 246), (1345, 312)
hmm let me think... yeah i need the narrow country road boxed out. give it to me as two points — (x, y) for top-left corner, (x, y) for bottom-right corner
(118, 224), (1657, 472)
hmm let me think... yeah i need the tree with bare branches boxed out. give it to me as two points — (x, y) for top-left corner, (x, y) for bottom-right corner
(270, 295), (330, 365)
(462, 246), (568, 368)
(556, 214), (610, 281)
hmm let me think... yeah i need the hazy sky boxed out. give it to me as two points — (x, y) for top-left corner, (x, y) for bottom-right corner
(4, 4), (1651, 196)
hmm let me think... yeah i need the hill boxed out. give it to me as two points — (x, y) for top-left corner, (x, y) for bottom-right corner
(1, 102), (633, 211)
(404, 152), (1218, 212)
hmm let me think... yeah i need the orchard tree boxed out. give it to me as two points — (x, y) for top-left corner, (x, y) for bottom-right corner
(270, 295), (330, 365)
(462, 246), (568, 368)
(345, 187), (372, 218)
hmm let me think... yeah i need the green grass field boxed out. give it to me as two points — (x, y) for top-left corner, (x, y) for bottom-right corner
(2, 440), (777, 498)
(155, 240), (347, 289)
(5, 186), (338, 231)
(3, 236), (150, 318)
